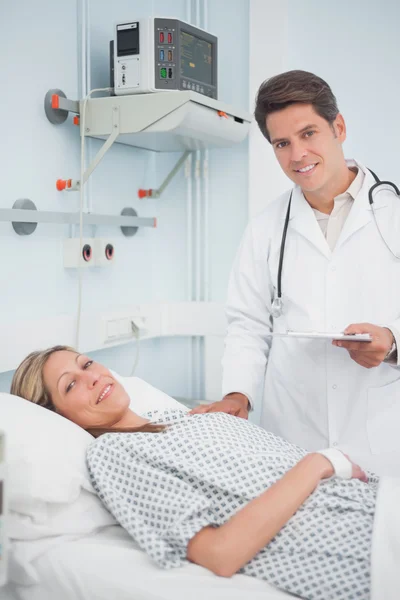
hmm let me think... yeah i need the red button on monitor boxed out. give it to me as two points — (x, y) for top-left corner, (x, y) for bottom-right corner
(167, 32), (173, 43)
(159, 31), (165, 43)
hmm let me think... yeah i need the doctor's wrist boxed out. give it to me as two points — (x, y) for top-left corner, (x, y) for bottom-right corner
(383, 327), (397, 362)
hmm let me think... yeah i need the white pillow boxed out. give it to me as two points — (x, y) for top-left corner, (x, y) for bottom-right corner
(2, 378), (185, 520)
(1, 394), (96, 518)
(2, 377), (186, 585)
(0, 393), (115, 585)
(110, 372), (188, 414)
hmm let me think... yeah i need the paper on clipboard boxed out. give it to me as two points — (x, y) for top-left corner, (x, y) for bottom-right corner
(266, 331), (372, 342)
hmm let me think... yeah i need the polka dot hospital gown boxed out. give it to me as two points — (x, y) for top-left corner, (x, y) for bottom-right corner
(87, 409), (378, 600)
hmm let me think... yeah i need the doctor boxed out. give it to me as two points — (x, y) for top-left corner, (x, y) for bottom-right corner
(191, 70), (400, 474)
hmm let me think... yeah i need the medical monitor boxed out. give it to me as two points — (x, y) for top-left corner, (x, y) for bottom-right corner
(112, 17), (218, 99)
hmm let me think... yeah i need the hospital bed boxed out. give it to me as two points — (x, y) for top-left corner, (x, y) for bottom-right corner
(4, 526), (290, 600)
(1, 372), (396, 600)
(2, 372), (292, 600)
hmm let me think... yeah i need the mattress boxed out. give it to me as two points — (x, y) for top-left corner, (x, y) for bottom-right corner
(8, 525), (293, 600)
(0, 584), (18, 600)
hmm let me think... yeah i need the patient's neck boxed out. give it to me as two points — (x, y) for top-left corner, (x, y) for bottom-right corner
(110, 409), (150, 430)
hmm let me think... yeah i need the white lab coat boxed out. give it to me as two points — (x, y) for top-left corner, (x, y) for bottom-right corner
(222, 160), (400, 475)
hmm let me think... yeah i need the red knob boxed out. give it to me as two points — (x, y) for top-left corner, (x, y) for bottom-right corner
(56, 179), (66, 191)
(138, 188), (153, 199)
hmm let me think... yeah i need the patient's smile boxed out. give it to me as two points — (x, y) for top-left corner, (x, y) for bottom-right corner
(96, 384), (113, 404)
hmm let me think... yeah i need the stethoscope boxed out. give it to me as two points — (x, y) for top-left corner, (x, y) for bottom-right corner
(271, 168), (400, 319)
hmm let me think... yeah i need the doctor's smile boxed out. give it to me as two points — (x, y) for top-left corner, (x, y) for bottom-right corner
(294, 163), (318, 175)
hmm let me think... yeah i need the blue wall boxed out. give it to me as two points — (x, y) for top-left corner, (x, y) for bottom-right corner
(0, 0), (249, 401)
(286, 0), (400, 180)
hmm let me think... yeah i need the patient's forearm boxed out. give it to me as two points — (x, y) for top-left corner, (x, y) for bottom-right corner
(187, 453), (332, 577)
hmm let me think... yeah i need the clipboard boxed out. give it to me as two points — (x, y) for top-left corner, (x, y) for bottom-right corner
(266, 331), (372, 342)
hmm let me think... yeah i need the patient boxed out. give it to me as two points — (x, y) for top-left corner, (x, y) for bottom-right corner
(12, 345), (376, 600)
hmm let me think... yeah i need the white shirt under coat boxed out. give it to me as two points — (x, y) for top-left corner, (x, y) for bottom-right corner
(222, 160), (400, 476)
(313, 165), (363, 251)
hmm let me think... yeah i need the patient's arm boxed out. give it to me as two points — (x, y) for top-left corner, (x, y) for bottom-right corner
(187, 453), (363, 577)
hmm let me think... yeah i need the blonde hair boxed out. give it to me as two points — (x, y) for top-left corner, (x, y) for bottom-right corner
(11, 345), (74, 412)
(11, 345), (166, 437)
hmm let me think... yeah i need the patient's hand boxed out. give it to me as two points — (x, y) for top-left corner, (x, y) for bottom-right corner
(316, 451), (368, 482)
(343, 453), (369, 483)
(189, 392), (249, 419)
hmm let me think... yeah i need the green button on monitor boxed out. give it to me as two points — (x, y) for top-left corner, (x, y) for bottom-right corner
(160, 68), (167, 79)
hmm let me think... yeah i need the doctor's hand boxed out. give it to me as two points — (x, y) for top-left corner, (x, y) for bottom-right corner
(332, 323), (395, 369)
(189, 392), (249, 419)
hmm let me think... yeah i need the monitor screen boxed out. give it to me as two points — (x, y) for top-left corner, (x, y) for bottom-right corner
(180, 30), (213, 85)
(117, 23), (140, 56)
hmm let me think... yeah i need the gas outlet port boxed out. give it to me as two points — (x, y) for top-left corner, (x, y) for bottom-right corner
(82, 244), (92, 262)
(105, 243), (114, 260)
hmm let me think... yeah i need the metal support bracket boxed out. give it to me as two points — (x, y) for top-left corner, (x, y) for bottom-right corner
(8, 199), (156, 236)
(44, 89), (80, 125)
(55, 105), (121, 192)
(138, 151), (191, 199)
(56, 96), (80, 114)
(82, 105), (120, 185)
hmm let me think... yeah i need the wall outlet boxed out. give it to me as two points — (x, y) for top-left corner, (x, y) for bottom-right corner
(104, 317), (133, 342)
(93, 239), (115, 267)
(63, 238), (95, 268)
(103, 313), (147, 343)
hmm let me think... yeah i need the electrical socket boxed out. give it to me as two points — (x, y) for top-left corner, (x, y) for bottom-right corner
(93, 239), (115, 267)
(103, 314), (147, 343)
(63, 238), (95, 268)
(131, 316), (146, 331)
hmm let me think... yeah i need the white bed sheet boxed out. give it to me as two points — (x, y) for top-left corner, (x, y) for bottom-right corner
(371, 476), (400, 600)
(8, 525), (293, 600)
(0, 585), (18, 600)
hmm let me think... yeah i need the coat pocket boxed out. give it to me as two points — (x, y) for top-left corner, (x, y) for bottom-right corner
(367, 377), (400, 454)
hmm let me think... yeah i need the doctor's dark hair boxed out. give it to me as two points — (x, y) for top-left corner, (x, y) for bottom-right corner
(11, 345), (165, 437)
(254, 70), (340, 143)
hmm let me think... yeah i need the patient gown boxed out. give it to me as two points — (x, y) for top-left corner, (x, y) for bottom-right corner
(87, 408), (377, 600)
